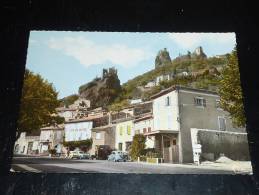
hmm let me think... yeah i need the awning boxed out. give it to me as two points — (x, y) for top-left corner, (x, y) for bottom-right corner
(144, 130), (179, 136)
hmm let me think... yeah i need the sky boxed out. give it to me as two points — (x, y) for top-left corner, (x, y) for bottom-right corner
(26, 31), (236, 99)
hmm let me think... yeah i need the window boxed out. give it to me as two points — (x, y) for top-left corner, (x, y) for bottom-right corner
(118, 143), (123, 151)
(194, 97), (206, 107)
(164, 140), (170, 148)
(96, 132), (101, 140)
(218, 117), (226, 131)
(143, 128), (147, 133)
(22, 146), (25, 153)
(119, 126), (123, 136)
(127, 125), (131, 135)
(165, 96), (170, 106)
(148, 127), (151, 132)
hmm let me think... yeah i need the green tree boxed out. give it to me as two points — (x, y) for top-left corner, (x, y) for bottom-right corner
(129, 134), (146, 160)
(17, 69), (64, 139)
(218, 48), (246, 127)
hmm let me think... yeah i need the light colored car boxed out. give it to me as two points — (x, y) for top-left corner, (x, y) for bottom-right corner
(69, 151), (90, 159)
(107, 151), (128, 162)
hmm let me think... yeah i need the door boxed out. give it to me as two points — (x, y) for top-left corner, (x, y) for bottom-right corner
(171, 138), (179, 163)
(118, 143), (123, 151)
(163, 137), (171, 163)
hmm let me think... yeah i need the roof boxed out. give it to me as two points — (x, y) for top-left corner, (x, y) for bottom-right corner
(144, 130), (179, 136)
(134, 114), (153, 123)
(65, 114), (106, 124)
(150, 86), (176, 99)
(92, 124), (115, 131)
(150, 85), (218, 100)
(112, 116), (135, 124)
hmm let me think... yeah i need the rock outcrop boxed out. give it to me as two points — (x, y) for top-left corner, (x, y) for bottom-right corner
(174, 46), (207, 62)
(79, 67), (121, 109)
(191, 46), (207, 59)
(155, 48), (172, 69)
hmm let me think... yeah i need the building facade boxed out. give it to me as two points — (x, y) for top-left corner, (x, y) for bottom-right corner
(14, 132), (40, 155)
(91, 124), (116, 155)
(39, 125), (64, 155)
(150, 86), (245, 163)
(64, 119), (93, 142)
(114, 118), (134, 152)
(133, 114), (155, 149)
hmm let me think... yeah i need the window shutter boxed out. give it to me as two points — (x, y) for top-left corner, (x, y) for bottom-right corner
(119, 126), (123, 135)
(127, 125), (131, 135)
(203, 99), (206, 107)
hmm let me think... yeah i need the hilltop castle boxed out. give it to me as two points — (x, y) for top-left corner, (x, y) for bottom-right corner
(102, 67), (117, 79)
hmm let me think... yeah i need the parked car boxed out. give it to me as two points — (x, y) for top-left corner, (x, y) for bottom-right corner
(68, 151), (91, 159)
(96, 145), (112, 160)
(107, 151), (128, 162)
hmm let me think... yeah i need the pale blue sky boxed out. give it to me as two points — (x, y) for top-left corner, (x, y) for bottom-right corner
(26, 31), (236, 98)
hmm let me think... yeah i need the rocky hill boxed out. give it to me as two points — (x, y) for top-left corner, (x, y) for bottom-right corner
(78, 67), (121, 109)
(121, 46), (228, 101)
(155, 48), (172, 68)
(60, 47), (229, 111)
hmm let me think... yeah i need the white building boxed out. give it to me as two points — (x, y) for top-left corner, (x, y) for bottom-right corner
(70, 97), (91, 109)
(130, 99), (142, 105)
(145, 80), (156, 88)
(64, 119), (93, 142)
(56, 107), (77, 121)
(114, 118), (134, 152)
(176, 71), (189, 77)
(149, 85), (245, 163)
(155, 73), (175, 86)
(39, 124), (64, 155)
(14, 132), (40, 155)
(56, 98), (91, 121)
(133, 114), (155, 148)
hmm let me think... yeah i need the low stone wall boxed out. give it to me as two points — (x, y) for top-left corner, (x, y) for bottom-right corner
(191, 128), (250, 161)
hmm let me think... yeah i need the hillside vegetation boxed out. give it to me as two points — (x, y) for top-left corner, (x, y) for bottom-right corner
(121, 56), (227, 100)
(60, 47), (230, 112)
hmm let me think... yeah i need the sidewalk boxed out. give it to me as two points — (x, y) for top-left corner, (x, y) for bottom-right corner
(136, 160), (253, 174)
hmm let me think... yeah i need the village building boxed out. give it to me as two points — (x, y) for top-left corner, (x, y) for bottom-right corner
(113, 117), (135, 152)
(64, 110), (110, 155)
(148, 85), (245, 164)
(14, 132), (40, 155)
(144, 80), (156, 88)
(56, 107), (78, 121)
(176, 71), (189, 77)
(91, 124), (116, 155)
(129, 99), (142, 105)
(133, 101), (153, 117)
(56, 98), (91, 121)
(39, 124), (64, 155)
(64, 119), (93, 142)
(133, 113), (155, 148)
(70, 97), (91, 109)
(155, 73), (174, 86)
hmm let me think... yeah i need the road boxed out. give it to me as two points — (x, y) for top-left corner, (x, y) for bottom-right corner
(11, 156), (252, 174)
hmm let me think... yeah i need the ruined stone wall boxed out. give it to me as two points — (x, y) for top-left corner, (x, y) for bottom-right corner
(197, 130), (250, 161)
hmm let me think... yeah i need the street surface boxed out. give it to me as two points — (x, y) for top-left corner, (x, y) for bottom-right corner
(11, 155), (252, 174)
